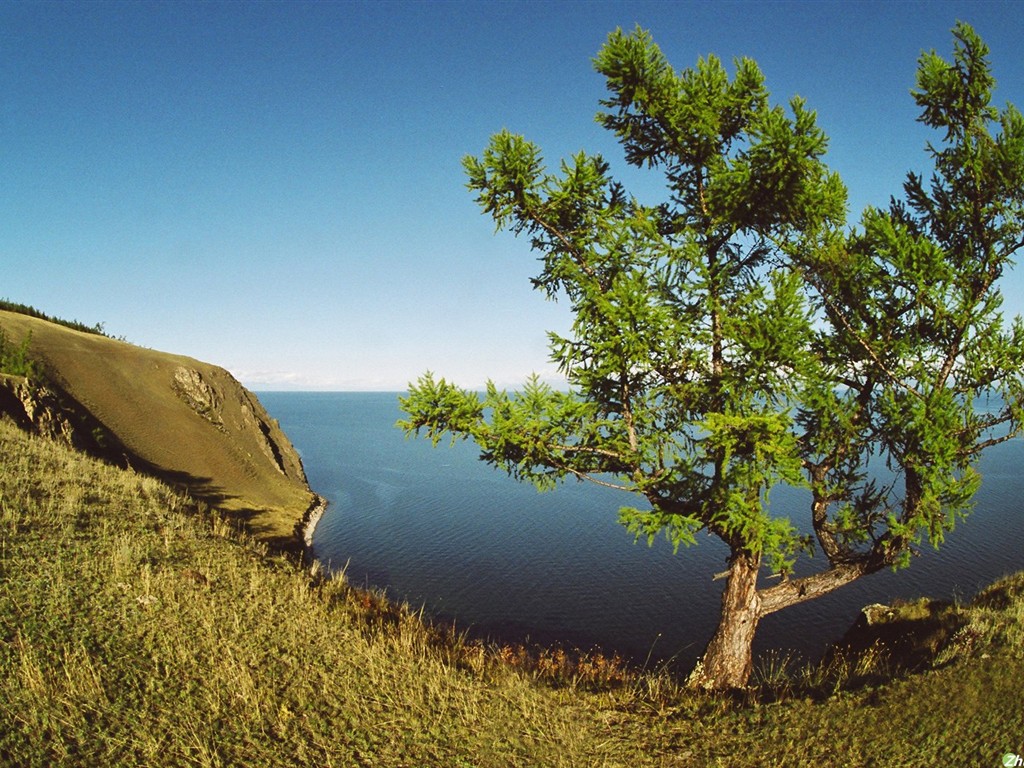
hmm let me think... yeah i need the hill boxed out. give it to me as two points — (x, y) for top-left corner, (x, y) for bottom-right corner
(1, 418), (1021, 766)
(0, 309), (315, 550)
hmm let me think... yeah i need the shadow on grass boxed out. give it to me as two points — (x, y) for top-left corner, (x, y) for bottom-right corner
(138, 463), (308, 557)
(752, 598), (969, 704)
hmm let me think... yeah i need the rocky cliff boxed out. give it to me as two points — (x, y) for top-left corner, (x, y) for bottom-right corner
(0, 309), (317, 551)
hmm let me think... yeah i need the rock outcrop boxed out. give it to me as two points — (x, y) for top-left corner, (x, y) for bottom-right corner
(0, 374), (125, 460)
(173, 366), (224, 426)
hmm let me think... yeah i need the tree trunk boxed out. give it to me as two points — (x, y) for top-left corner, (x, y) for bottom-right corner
(688, 551), (762, 690)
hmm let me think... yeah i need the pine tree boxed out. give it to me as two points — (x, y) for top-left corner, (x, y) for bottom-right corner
(399, 23), (1024, 690)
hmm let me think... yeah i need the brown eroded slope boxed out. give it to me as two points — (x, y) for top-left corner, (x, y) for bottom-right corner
(0, 309), (315, 549)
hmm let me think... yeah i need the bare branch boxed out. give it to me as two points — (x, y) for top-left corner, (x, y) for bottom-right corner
(550, 443), (627, 461)
(557, 464), (634, 492)
(758, 556), (887, 616)
(970, 431), (1021, 452)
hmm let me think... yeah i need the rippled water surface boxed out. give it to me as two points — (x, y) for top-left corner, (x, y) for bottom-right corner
(261, 391), (1024, 668)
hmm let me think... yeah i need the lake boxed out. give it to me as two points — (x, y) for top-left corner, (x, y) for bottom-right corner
(260, 391), (1024, 669)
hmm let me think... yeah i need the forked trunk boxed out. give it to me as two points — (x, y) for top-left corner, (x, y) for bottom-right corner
(688, 551), (762, 690)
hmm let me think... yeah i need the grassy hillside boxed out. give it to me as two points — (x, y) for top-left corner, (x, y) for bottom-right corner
(1, 421), (1022, 766)
(0, 309), (313, 548)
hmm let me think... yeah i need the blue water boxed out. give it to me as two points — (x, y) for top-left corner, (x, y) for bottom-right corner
(260, 391), (1024, 669)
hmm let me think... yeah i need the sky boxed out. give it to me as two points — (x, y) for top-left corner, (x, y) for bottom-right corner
(3, 0), (1023, 391)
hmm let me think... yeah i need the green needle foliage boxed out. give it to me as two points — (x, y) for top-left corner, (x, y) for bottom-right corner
(0, 327), (40, 381)
(799, 21), (1024, 567)
(400, 24), (1024, 690)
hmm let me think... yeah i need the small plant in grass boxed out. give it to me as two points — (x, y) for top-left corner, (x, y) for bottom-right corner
(0, 327), (41, 381)
(477, 641), (633, 690)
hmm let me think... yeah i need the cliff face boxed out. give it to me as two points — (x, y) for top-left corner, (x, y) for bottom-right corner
(0, 310), (315, 550)
(170, 363), (308, 484)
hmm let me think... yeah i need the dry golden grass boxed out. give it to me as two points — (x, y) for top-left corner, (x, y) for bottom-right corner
(2, 420), (1023, 766)
(0, 309), (312, 545)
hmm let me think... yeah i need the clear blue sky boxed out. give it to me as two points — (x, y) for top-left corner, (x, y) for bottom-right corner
(3, 1), (1022, 390)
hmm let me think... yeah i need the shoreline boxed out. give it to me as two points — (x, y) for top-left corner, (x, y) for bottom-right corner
(298, 492), (328, 550)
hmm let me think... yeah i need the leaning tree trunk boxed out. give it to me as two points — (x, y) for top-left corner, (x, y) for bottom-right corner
(688, 550), (762, 690)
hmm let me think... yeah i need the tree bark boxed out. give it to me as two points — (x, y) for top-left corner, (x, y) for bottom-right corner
(688, 550), (762, 690)
(759, 560), (879, 616)
(688, 549), (895, 690)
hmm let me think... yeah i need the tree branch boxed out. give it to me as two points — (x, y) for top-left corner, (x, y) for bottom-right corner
(758, 555), (888, 616)
(802, 265), (925, 401)
(550, 442), (628, 461)
(529, 212), (603, 285)
(810, 486), (845, 563)
(555, 463), (634, 492)
(970, 431), (1020, 452)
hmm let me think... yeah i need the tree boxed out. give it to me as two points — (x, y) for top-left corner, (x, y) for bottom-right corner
(399, 24), (1024, 690)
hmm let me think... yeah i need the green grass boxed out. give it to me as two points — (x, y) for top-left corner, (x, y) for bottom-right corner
(2, 420), (1022, 766)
